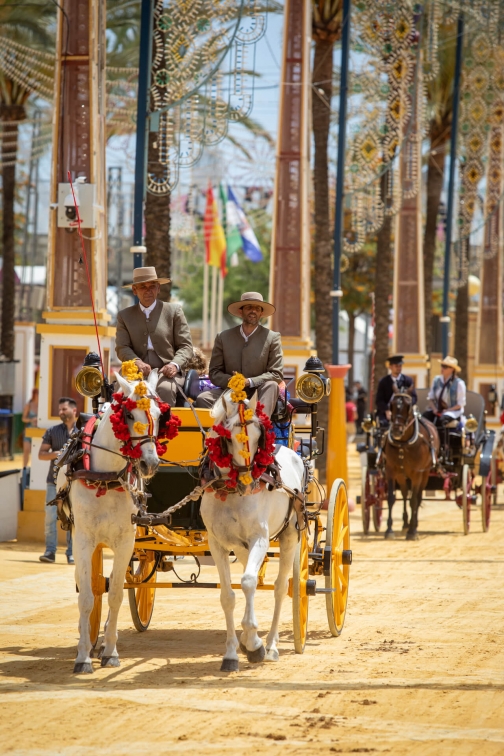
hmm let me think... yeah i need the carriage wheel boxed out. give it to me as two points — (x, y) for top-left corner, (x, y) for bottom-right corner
(325, 479), (351, 637)
(127, 549), (157, 632)
(462, 464), (472, 536)
(361, 466), (370, 535)
(481, 463), (494, 533)
(89, 545), (104, 648)
(373, 473), (385, 532)
(292, 528), (309, 653)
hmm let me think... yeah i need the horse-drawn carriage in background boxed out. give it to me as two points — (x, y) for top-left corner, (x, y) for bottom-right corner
(359, 389), (496, 536)
(66, 356), (351, 671)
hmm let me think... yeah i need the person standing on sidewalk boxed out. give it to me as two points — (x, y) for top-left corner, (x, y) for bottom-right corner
(38, 397), (78, 564)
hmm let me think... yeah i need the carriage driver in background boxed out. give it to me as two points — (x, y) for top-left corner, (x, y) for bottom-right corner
(375, 355), (417, 427)
(115, 266), (193, 404)
(195, 292), (283, 418)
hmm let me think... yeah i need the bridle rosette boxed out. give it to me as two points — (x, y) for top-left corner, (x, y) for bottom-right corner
(110, 361), (181, 458)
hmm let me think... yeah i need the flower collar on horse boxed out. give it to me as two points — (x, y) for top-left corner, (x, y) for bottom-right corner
(205, 373), (276, 496)
(110, 360), (181, 458)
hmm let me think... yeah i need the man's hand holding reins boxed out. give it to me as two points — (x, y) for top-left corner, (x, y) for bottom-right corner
(135, 359), (152, 377)
(160, 363), (178, 378)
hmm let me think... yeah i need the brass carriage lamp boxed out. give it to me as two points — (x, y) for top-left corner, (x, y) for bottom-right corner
(295, 356), (331, 458)
(465, 415), (478, 434)
(295, 356), (331, 404)
(75, 352), (112, 414)
(488, 385), (498, 410)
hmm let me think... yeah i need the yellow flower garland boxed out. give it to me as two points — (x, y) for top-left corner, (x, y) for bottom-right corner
(122, 360), (143, 381)
(228, 372), (247, 403)
(135, 397), (151, 410)
(134, 382), (148, 396)
(133, 421), (147, 434)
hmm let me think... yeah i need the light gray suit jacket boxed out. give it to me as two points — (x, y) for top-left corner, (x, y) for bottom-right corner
(115, 300), (193, 369)
(209, 325), (283, 389)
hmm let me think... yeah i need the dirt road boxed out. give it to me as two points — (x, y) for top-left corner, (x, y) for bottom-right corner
(1, 488), (504, 755)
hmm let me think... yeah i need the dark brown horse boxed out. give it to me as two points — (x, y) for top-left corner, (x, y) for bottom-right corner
(382, 389), (439, 540)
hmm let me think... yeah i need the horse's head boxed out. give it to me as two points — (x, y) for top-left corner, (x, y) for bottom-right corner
(211, 390), (262, 471)
(114, 370), (161, 479)
(390, 387), (414, 441)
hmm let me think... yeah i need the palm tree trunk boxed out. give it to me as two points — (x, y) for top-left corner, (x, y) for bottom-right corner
(312, 37), (334, 482)
(374, 173), (393, 388)
(423, 139), (446, 357)
(144, 127), (171, 303)
(347, 312), (355, 388)
(1, 117), (19, 360)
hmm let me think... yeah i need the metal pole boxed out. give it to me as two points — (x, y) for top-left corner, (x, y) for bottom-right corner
(441, 13), (464, 357)
(332, 0), (351, 363)
(132, 0), (153, 269)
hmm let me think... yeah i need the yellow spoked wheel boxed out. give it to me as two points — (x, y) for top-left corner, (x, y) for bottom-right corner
(127, 547), (158, 632)
(90, 545), (105, 647)
(325, 479), (351, 637)
(291, 528), (310, 654)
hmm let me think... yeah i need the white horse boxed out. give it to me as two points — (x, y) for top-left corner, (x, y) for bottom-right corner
(57, 370), (161, 673)
(200, 391), (305, 671)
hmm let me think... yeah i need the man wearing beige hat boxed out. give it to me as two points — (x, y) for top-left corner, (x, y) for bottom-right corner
(423, 355), (466, 426)
(194, 292), (283, 418)
(115, 267), (193, 405)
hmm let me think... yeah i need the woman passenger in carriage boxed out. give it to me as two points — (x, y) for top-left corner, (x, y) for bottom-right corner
(423, 356), (466, 427)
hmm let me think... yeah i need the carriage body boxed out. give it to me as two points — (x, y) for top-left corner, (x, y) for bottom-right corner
(86, 368), (352, 654)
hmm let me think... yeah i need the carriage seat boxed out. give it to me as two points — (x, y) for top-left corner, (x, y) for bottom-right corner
(76, 412), (95, 429)
(175, 369), (201, 406)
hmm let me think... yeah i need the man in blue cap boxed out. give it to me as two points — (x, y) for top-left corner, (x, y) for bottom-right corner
(375, 355), (417, 427)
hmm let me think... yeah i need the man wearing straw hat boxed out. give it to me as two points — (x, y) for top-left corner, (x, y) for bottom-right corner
(116, 267), (193, 405)
(194, 292), (283, 418)
(423, 355), (466, 426)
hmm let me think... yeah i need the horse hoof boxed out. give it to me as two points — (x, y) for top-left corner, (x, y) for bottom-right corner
(247, 644), (266, 664)
(220, 658), (239, 672)
(239, 642), (247, 655)
(93, 644), (105, 660)
(384, 530), (395, 540)
(73, 662), (93, 674)
(101, 656), (120, 668)
(266, 648), (279, 662)
(406, 531), (419, 541)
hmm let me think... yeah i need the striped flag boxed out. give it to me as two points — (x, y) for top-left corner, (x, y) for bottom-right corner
(204, 184), (227, 277)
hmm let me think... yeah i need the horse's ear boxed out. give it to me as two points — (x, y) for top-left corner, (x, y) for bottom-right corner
(114, 371), (131, 396)
(247, 391), (258, 414)
(392, 383), (399, 394)
(407, 385), (414, 395)
(146, 368), (158, 394)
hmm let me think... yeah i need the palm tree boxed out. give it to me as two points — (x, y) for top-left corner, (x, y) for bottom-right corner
(0, 3), (54, 359)
(423, 22), (456, 358)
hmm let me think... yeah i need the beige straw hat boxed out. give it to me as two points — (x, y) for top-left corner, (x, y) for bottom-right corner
(227, 291), (275, 319)
(439, 355), (461, 373)
(123, 266), (170, 289)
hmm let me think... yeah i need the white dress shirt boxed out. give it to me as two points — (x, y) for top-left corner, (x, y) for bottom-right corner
(240, 325), (259, 387)
(139, 300), (179, 372)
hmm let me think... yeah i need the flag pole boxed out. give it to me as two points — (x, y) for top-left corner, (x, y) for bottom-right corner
(217, 270), (224, 334)
(210, 265), (218, 344)
(202, 261), (209, 348)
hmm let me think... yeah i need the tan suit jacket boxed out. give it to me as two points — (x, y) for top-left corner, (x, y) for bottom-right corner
(115, 301), (193, 369)
(209, 325), (283, 389)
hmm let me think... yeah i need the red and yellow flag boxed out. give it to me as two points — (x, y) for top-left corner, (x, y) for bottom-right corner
(204, 184), (227, 277)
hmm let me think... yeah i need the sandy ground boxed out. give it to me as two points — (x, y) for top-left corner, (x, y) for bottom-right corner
(1, 465), (504, 755)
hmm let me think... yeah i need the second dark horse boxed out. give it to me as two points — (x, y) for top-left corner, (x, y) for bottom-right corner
(382, 389), (440, 540)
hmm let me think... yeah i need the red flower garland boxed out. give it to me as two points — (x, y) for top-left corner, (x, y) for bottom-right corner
(206, 400), (276, 488)
(110, 391), (180, 458)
